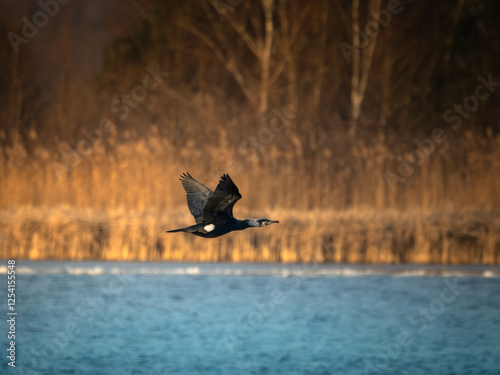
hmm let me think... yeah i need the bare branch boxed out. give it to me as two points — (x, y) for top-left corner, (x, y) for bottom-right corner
(177, 21), (254, 103)
(223, 11), (261, 57)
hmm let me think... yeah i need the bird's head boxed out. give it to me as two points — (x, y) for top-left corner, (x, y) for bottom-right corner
(246, 218), (280, 227)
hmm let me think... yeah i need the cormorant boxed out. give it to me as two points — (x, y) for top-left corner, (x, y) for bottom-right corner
(166, 173), (279, 238)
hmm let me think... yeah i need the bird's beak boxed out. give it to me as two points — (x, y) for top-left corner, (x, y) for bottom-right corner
(262, 220), (279, 227)
(269, 220), (279, 224)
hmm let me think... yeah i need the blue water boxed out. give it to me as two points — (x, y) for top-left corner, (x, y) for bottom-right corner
(1, 262), (500, 374)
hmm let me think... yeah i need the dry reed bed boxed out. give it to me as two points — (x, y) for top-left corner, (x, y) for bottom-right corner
(1, 131), (499, 212)
(0, 207), (499, 264)
(1, 132), (499, 263)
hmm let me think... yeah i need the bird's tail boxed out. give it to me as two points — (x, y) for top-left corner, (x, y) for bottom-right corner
(166, 228), (187, 233)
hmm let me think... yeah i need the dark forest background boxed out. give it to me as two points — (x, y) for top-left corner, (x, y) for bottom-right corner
(0, 0), (499, 263)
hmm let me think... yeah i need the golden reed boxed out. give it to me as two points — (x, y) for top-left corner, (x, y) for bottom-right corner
(0, 130), (499, 264)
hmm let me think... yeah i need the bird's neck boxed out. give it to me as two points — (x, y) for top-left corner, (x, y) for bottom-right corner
(232, 219), (247, 230)
(242, 219), (260, 228)
(230, 219), (260, 232)
(232, 219), (255, 230)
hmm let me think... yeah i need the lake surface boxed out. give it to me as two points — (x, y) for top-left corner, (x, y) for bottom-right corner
(1, 261), (500, 374)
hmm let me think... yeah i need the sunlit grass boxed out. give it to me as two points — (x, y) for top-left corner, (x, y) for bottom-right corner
(0, 206), (498, 264)
(0, 130), (499, 263)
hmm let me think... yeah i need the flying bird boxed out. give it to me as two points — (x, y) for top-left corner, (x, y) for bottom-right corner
(167, 173), (279, 238)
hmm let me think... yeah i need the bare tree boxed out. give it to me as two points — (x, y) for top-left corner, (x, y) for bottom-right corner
(443, 0), (465, 70)
(310, 0), (328, 149)
(260, 0), (275, 115)
(178, 0), (282, 118)
(349, 0), (382, 138)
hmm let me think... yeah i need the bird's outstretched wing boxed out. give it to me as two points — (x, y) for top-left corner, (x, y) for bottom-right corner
(202, 174), (242, 224)
(179, 173), (213, 224)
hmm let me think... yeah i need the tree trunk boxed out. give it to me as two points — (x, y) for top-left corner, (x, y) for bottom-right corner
(349, 0), (382, 138)
(311, 0), (328, 149)
(260, 0), (275, 116)
(378, 23), (392, 144)
(349, 0), (361, 138)
(279, 0), (297, 117)
(443, 0), (464, 69)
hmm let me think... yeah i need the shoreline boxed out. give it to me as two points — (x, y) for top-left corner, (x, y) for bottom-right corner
(1, 207), (499, 264)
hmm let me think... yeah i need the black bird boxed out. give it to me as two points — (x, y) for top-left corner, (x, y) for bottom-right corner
(166, 173), (279, 238)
